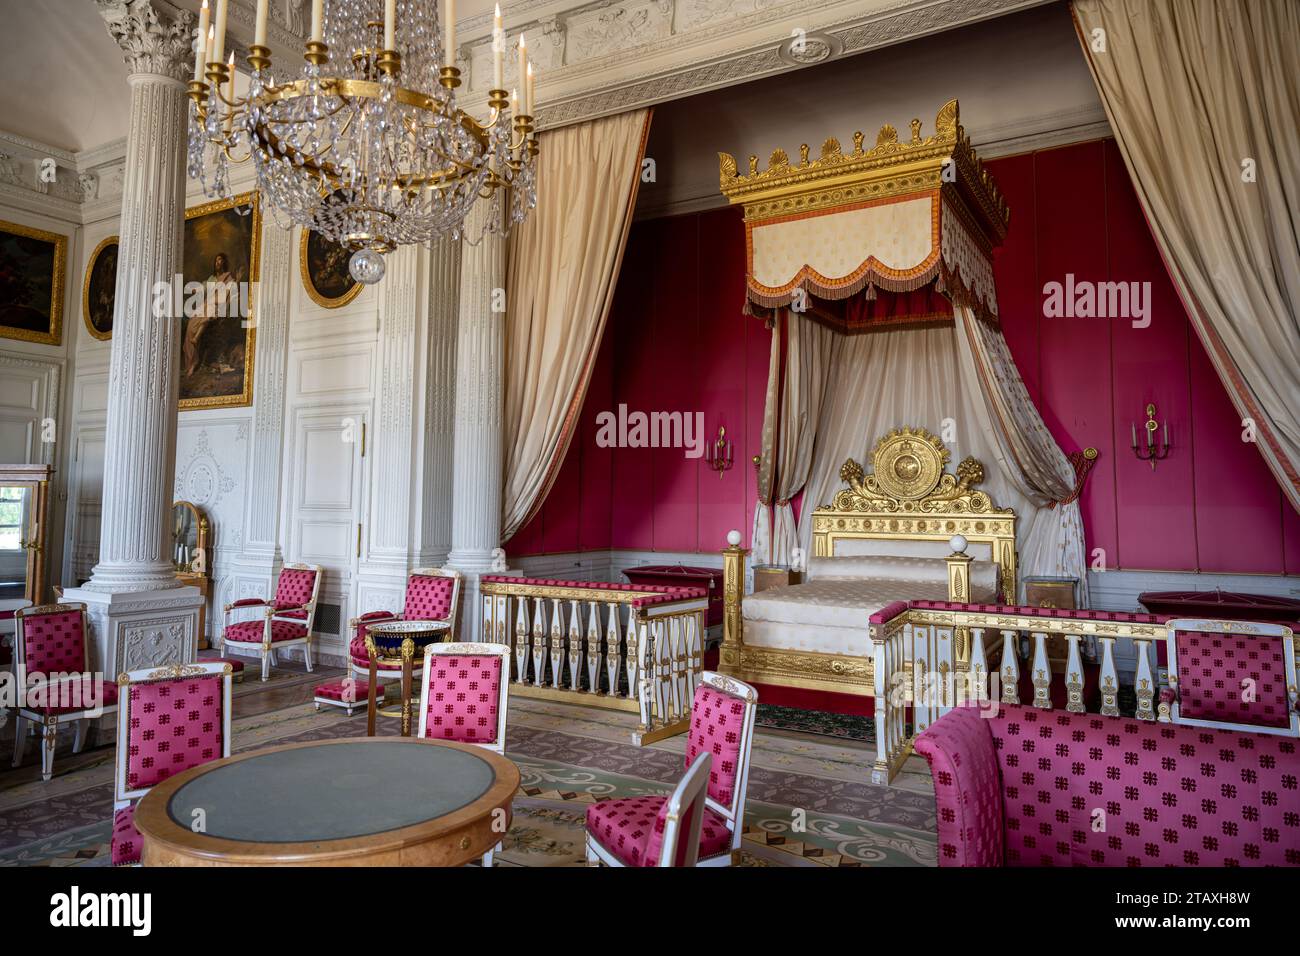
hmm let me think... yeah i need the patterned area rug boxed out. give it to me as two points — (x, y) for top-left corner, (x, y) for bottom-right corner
(0, 663), (938, 868)
(756, 704), (875, 742)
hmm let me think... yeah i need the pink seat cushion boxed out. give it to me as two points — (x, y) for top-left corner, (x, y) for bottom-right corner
(224, 619), (308, 644)
(586, 796), (731, 866)
(685, 684), (747, 808)
(20, 608), (87, 674)
(315, 679), (382, 702)
(1176, 631), (1292, 729)
(422, 655), (501, 744)
(112, 804), (140, 866)
(126, 676), (225, 790)
(26, 678), (118, 715)
(403, 574), (455, 621)
(274, 568), (317, 609)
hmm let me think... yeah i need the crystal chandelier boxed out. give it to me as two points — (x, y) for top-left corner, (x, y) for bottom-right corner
(187, 0), (538, 284)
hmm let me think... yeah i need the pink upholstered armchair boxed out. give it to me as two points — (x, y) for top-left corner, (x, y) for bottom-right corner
(220, 563), (322, 682)
(417, 640), (511, 865)
(11, 602), (118, 782)
(345, 567), (462, 686)
(585, 671), (758, 867)
(1162, 618), (1298, 735)
(110, 661), (234, 866)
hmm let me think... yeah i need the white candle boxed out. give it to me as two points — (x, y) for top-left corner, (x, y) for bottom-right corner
(517, 33), (527, 92)
(444, 0), (456, 67)
(384, 0), (395, 49)
(212, 0), (228, 64)
(492, 4), (503, 89)
(254, 0), (268, 47)
(525, 60), (534, 115)
(311, 0), (324, 42)
(194, 0), (210, 80)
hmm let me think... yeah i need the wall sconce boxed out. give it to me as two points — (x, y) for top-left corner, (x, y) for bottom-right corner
(705, 425), (734, 478)
(1131, 403), (1171, 469)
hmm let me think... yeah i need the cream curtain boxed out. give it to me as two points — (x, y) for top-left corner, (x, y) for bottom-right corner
(1072, 0), (1300, 510)
(795, 315), (1088, 599)
(501, 109), (652, 541)
(772, 313), (837, 566)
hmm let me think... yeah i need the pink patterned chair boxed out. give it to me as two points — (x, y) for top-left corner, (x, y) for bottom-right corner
(590, 752), (714, 868)
(915, 703), (1300, 866)
(1162, 618), (1298, 735)
(11, 603), (118, 782)
(220, 563), (322, 682)
(110, 661), (234, 866)
(339, 568), (462, 700)
(585, 671), (759, 867)
(417, 640), (511, 865)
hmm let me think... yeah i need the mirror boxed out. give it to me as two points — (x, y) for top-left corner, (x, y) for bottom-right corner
(172, 500), (210, 575)
(0, 465), (52, 605)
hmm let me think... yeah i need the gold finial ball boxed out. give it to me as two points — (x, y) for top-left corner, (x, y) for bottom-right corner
(893, 454), (921, 482)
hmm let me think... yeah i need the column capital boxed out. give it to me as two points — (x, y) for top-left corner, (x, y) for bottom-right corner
(97, 0), (197, 82)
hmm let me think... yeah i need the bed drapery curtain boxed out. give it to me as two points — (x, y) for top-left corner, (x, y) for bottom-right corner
(752, 316), (782, 565)
(771, 311), (837, 566)
(501, 109), (652, 541)
(1071, 0), (1300, 511)
(792, 308), (1088, 599)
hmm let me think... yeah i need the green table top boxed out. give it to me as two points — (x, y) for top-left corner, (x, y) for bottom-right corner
(166, 740), (496, 843)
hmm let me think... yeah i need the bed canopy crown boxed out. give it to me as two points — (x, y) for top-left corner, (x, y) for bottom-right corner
(719, 99), (1008, 329)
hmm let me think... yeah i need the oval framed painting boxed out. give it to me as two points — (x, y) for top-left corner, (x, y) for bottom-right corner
(82, 235), (118, 341)
(300, 229), (362, 309)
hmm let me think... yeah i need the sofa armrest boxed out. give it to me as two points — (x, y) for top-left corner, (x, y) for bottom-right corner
(913, 706), (1005, 866)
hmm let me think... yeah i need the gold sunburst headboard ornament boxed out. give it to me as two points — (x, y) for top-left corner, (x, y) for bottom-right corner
(812, 427), (1018, 600)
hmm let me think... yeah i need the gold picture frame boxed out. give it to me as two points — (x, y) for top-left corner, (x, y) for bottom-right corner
(0, 219), (66, 346)
(179, 192), (260, 411)
(81, 235), (118, 341)
(300, 228), (362, 309)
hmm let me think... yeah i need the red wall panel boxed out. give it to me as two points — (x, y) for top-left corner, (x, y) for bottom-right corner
(512, 140), (1296, 576)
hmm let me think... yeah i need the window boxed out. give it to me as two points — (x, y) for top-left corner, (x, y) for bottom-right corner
(0, 486), (28, 552)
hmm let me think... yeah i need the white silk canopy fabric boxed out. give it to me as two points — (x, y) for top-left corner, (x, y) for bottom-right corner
(1072, 0), (1300, 512)
(501, 109), (652, 541)
(784, 313), (1089, 601)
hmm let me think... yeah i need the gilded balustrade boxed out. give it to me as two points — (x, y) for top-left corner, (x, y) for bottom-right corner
(478, 577), (708, 745)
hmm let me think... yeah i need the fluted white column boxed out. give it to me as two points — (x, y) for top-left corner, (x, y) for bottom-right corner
(86, 0), (195, 594)
(418, 236), (460, 565)
(447, 201), (507, 572)
(67, 0), (202, 682)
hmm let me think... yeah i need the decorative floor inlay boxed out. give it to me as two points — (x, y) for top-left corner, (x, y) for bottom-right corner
(0, 660), (938, 867)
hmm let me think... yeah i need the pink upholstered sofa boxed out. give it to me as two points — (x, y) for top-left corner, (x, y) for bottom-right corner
(914, 704), (1300, 866)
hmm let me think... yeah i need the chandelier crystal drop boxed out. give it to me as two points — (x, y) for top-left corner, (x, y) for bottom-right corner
(186, 0), (539, 284)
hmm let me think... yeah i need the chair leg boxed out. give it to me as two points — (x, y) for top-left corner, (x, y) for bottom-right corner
(482, 842), (499, 867)
(72, 718), (88, 754)
(261, 649), (271, 682)
(11, 714), (25, 767)
(41, 717), (57, 782)
(304, 640), (314, 673)
(585, 842), (600, 866)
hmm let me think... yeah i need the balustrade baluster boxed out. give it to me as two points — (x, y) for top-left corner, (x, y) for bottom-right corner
(513, 598), (530, 683)
(1098, 636), (1119, 716)
(1134, 638), (1156, 720)
(567, 599), (582, 691)
(969, 627), (987, 703)
(531, 598), (547, 687)
(1030, 632), (1051, 709)
(585, 602), (601, 694)
(1065, 634), (1085, 713)
(1000, 629), (1020, 704)
(685, 611), (702, 701)
(549, 601), (565, 688)
(605, 604), (620, 696)
(626, 614), (641, 701)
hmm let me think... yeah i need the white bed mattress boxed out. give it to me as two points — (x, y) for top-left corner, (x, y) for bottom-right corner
(742, 555), (998, 656)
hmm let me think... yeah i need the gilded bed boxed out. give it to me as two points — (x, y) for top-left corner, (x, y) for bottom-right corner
(719, 427), (1017, 699)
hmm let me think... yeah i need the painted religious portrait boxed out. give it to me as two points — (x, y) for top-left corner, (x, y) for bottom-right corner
(82, 236), (118, 340)
(0, 219), (66, 346)
(301, 228), (361, 309)
(180, 193), (260, 409)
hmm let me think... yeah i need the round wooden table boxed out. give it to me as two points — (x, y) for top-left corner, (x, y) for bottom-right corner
(133, 737), (519, 866)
